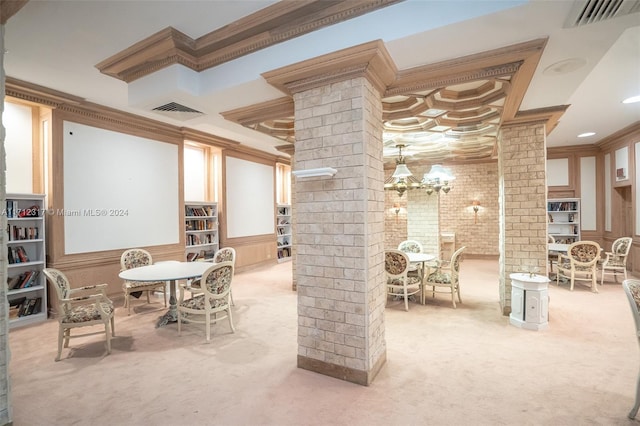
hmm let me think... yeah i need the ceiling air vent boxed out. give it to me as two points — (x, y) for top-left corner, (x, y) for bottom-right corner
(565, 0), (640, 27)
(150, 102), (204, 121)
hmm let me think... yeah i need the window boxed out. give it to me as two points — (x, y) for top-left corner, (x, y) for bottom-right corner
(276, 163), (291, 205)
(184, 142), (221, 202)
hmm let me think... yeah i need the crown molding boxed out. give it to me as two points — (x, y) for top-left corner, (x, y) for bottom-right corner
(221, 97), (294, 126)
(6, 77), (284, 162)
(262, 39), (397, 95)
(95, 0), (404, 83)
(596, 121), (640, 151)
(180, 128), (240, 149)
(5, 77), (84, 107)
(502, 105), (569, 134)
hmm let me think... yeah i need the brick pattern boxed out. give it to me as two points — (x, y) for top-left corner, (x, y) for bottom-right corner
(294, 76), (385, 374)
(1, 29), (12, 424)
(497, 123), (548, 314)
(384, 162), (499, 258)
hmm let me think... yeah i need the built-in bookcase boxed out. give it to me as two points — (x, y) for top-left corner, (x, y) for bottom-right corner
(276, 204), (292, 262)
(547, 198), (581, 244)
(185, 201), (219, 262)
(6, 193), (47, 329)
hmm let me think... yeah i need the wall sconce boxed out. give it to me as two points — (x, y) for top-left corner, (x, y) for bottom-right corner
(472, 200), (481, 224)
(391, 203), (404, 223)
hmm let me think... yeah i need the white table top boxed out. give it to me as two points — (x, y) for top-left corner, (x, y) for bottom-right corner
(118, 261), (213, 282)
(549, 243), (570, 253)
(406, 252), (436, 263)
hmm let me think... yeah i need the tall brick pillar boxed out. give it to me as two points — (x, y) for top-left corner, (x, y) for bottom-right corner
(497, 121), (548, 315)
(263, 41), (396, 385)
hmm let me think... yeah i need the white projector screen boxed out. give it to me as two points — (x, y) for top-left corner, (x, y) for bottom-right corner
(225, 156), (275, 238)
(63, 121), (180, 254)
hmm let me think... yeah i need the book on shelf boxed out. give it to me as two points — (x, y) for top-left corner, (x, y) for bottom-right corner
(7, 273), (22, 290)
(11, 297), (42, 317)
(22, 270), (39, 288)
(186, 252), (199, 262)
(8, 225), (40, 241)
(8, 246), (32, 264)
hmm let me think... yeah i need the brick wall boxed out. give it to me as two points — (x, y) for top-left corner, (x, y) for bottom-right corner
(294, 76), (385, 382)
(498, 122), (548, 314)
(384, 162), (500, 259)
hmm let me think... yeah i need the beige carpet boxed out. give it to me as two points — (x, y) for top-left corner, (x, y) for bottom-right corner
(7, 259), (639, 425)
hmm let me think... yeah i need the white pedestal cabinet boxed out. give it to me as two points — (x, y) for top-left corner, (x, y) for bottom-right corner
(509, 273), (550, 331)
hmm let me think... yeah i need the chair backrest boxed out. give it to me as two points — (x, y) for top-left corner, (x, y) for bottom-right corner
(200, 261), (234, 301)
(384, 249), (410, 280)
(612, 237), (632, 257)
(548, 234), (556, 243)
(450, 246), (466, 281)
(623, 279), (640, 339)
(567, 241), (601, 266)
(214, 247), (236, 264)
(397, 240), (423, 253)
(43, 268), (71, 301)
(121, 248), (153, 270)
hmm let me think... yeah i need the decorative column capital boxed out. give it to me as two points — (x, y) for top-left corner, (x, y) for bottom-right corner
(262, 39), (397, 95)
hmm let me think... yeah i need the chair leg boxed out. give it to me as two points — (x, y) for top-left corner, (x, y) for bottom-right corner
(111, 316), (116, 336)
(451, 286), (456, 309)
(63, 329), (71, 348)
(55, 326), (64, 362)
(105, 322), (112, 355)
(230, 289), (235, 307)
(228, 308), (235, 333)
(456, 284), (462, 303)
(630, 370), (640, 419)
(205, 312), (211, 341)
(403, 287), (409, 311)
(126, 292), (131, 316)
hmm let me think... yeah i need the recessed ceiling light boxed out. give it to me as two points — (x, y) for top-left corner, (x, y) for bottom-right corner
(578, 132), (595, 138)
(622, 95), (640, 104)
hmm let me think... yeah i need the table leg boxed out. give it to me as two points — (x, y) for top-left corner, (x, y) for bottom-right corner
(156, 279), (178, 328)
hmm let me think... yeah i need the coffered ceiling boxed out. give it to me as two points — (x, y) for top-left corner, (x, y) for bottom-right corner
(3, 0), (640, 167)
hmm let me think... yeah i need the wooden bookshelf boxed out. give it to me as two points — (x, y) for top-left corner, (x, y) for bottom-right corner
(6, 193), (47, 329)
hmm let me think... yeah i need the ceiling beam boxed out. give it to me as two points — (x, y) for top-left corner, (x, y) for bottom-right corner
(95, 0), (404, 83)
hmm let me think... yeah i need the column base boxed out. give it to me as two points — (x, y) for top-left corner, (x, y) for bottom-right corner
(297, 352), (386, 386)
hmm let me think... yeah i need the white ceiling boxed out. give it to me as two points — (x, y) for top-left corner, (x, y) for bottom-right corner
(4, 0), (640, 159)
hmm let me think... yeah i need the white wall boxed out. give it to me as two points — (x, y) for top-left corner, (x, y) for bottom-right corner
(63, 121), (180, 253)
(225, 156), (274, 238)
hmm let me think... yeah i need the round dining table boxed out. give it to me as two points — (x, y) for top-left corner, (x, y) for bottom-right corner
(118, 261), (213, 327)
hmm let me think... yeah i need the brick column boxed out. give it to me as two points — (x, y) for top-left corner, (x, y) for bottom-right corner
(263, 41), (396, 385)
(293, 76), (386, 385)
(0, 24), (12, 425)
(497, 122), (548, 314)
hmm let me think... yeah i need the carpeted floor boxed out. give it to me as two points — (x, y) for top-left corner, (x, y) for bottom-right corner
(7, 259), (640, 425)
